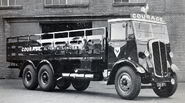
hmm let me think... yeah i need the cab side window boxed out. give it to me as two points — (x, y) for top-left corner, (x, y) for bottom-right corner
(110, 22), (126, 40)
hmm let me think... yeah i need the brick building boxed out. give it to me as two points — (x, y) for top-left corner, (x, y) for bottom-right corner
(0, 0), (185, 81)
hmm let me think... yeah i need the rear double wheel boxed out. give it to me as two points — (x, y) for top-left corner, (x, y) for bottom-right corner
(72, 79), (90, 91)
(115, 66), (141, 100)
(22, 64), (38, 90)
(38, 64), (56, 91)
(57, 78), (71, 90)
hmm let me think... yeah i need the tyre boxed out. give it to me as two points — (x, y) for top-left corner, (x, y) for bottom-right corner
(72, 79), (90, 91)
(57, 78), (71, 90)
(22, 64), (38, 90)
(153, 73), (177, 98)
(115, 66), (141, 100)
(38, 64), (56, 91)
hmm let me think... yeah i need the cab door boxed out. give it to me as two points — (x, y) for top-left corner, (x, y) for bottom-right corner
(107, 21), (127, 69)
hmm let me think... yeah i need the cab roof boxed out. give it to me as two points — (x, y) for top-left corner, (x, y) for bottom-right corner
(108, 18), (166, 25)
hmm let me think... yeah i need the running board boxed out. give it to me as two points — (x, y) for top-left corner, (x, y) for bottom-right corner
(57, 73), (94, 80)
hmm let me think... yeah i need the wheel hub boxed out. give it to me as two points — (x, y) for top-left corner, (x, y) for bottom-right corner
(122, 79), (128, 85)
(41, 71), (49, 84)
(25, 71), (32, 82)
(119, 73), (132, 91)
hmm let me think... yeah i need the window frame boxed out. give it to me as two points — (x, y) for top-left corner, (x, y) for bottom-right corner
(113, 0), (129, 3)
(0, 0), (22, 10)
(0, 0), (17, 6)
(44, 0), (89, 8)
(112, 0), (146, 6)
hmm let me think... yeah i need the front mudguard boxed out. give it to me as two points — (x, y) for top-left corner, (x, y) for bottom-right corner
(107, 59), (147, 85)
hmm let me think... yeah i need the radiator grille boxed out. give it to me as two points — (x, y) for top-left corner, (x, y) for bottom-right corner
(151, 41), (168, 77)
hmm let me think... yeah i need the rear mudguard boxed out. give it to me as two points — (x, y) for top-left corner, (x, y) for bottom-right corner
(19, 60), (36, 77)
(37, 59), (55, 74)
(107, 59), (146, 85)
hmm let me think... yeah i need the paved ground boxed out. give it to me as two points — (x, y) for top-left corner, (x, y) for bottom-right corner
(0, 79), (184, 103)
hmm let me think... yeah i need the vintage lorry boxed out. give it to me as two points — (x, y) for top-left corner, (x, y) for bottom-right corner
(7, 13), (178, 100)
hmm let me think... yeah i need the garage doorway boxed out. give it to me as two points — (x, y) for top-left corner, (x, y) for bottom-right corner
(40, 22), (92, 33)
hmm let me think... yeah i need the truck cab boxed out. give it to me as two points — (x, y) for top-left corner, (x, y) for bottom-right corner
(107, 13), (178, 99)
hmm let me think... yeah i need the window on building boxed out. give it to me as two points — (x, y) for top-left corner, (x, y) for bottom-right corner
(114, 0), (146, 3)
(0, 0), (16, 6)
(0, 0), (22, 9)
(44, 0), (89, 6)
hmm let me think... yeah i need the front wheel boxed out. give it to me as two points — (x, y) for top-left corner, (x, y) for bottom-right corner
(115, 66), (141, 100)
(153, 73), (177, 98)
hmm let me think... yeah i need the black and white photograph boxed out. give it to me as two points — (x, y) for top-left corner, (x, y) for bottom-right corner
(0, 0), (184, 103)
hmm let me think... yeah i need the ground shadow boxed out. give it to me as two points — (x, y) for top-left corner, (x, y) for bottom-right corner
(33, 87), (171, 101)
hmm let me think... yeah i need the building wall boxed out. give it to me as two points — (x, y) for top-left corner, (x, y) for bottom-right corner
(0, 0), (185, 81)
(164, 0), (185, 82)
(10, 22), (41, 36)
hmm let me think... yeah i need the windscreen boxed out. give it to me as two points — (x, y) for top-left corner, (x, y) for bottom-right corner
(133, 21), (169, 43)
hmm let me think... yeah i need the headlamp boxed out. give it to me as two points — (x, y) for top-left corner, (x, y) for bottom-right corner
(144, 50), (150, 58)
(139, 50), (151, 59)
